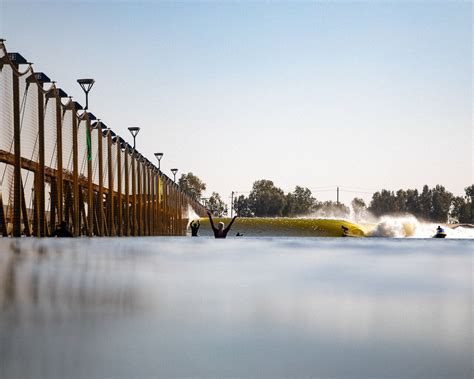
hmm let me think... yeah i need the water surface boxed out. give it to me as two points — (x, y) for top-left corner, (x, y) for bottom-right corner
(0, 237), (472, 378)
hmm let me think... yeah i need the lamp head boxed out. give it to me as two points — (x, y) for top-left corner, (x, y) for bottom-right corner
(128, 126), (140, 137)
(154, 152), (163, 161)
(77, 78), (95, 93)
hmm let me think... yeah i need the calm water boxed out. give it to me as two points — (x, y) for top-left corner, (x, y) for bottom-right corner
(0, 237), (472, 378)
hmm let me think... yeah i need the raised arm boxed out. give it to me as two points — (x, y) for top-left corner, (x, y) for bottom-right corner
(224, 216), (238, 233)
(207, 210), (217, 231)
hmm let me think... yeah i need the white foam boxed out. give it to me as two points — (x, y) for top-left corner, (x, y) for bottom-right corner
(367, 215), (474, 238)
(186, 205), (200, 227)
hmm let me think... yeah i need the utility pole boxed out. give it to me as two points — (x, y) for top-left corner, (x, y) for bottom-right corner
(337, 186), (340, 205)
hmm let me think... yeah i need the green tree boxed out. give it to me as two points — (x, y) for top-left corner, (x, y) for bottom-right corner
(249, 179), (286, 217)
(233, 195), (253, 217)
(351, 197), (367, 220)
(394, 189), (408, 213)
(465, 185), (474, 222)
(405, 189), (420, 216)
(430, 185), (453, 222)
(207, 192), (228, 217)
(368, 189), (397, 216)
(284, 186), (316, 216)
(449, 196), (469, 223)
(178, 172), (206, 200)
(418, 185), (432, 220)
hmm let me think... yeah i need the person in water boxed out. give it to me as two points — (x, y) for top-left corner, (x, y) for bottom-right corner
(207, 210), (238, 239)
(190, 220), (200, 237)
(51, 221), (73, 237)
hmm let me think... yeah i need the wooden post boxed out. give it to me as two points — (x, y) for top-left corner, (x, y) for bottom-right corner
(149, 168), (153, 235)
(12, 66), (22, 236)
(97, 122), (104, 236)
(151, 170), (155, 235)
(49, 178), (57, 234)
(157, 174), (161, 235)
(87, 119), (93, 236)
(55, 89), (63, 225)
(20, 180), (30, 236)
(72, 108), (80, 236)
(0, 193), (7, 236)
(144, 164), (149, 235)
(131, 151), (137, 236)
(37, 86), (46, 236)
(116, 138), (122, 236)
(106, 130), (115, 236)
(124, 145), (130, 236)
(137, 158), (142, 236)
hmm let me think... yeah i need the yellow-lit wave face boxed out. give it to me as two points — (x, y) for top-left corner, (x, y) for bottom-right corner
(198, 218), (367, 237)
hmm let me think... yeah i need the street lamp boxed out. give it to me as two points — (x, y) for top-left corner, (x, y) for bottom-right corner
(154, 153), (163, 170)
(128, 127), (140, 149)
(171, 168), (178, 183)
(77, 78), (95, 111)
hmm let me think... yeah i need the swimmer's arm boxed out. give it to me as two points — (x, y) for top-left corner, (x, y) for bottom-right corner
(224, 216), (238, 232)
(207, 211), (217, 231)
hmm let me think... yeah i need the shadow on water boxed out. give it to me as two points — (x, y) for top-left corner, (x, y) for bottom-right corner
(0, 240), (144, 320)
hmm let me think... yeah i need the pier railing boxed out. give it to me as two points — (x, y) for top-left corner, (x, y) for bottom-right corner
(0, 41), (206, 237)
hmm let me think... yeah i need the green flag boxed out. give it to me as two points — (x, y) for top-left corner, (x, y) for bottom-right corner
(86, 127), (92, 161)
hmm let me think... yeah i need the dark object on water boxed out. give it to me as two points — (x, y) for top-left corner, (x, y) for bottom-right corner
(433, 225), (447, 239)
(190, 220), (200, 237)
(51, 221), (73, 237)
(236, 232), (244, 237)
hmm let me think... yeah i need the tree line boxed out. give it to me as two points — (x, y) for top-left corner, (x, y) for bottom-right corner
(178, 172), (473, 223)
(233, 181), (473, 223)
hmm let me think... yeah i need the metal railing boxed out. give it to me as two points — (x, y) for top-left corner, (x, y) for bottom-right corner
(0, 40), (206, 237)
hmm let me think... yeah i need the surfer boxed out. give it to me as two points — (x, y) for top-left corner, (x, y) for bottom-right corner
(341, 225), (349, 237)
(207, 210), (238, 239)
(190, 220), (200, 237)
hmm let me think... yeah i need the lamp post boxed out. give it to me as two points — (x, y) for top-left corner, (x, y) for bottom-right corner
(171, 168), (178, 183)
(77, 78), (95, 111)
(128, 127), (140, 149)
(154, 152), (163, 170)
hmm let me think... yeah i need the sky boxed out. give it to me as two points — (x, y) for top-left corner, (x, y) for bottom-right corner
(0, 0), (472, 207)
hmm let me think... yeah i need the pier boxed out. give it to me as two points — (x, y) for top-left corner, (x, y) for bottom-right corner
(0, 41), (206, 237)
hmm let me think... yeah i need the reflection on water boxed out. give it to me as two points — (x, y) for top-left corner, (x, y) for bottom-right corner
(0, 238), (472, 378)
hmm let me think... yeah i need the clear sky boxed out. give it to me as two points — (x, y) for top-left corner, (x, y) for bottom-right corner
(1, 0), (472, 207)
